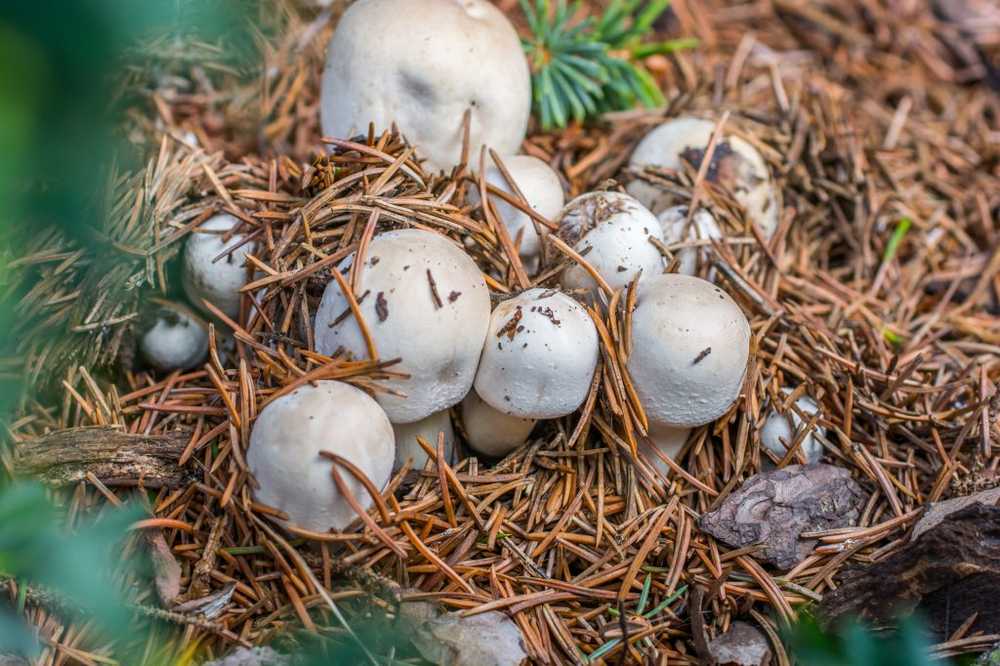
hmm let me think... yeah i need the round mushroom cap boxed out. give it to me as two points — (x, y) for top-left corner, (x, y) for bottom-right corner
(628, 274), (751, 428)
(182, 213), (256, 319)
(140, 302), (209, 372)
(468, 155), (564, 265)
(461, 390), (536, 457)
(556, 191), (664, 293)
(658, 206), (722, 277)
(638, 425), (690, 480)
(393, 409), (456, 472)
(760, 391), (824, 464)
(314, 229), (491, 423)
(626, 117), (779, 237)
(474, 288), (598, 419)
(320, 0), (531, 173)
(247, 381), (394, 532)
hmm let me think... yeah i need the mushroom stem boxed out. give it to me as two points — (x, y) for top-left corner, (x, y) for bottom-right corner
(461, 391), (536, 458)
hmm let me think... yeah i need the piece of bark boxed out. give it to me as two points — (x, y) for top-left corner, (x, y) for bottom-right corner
(12, 426), (191, 489)
(708, 621), (772, 666)
(911, 486), (1000, 540)
(145, 530), (182, 606)
(699, 464), (866, 569)
(820, 504), (1000, 639)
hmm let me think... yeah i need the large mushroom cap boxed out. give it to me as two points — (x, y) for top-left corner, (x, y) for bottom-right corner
(474, 288), (598, 419)
(182, 213), (256, 319)
(247, 381), (394, 532)
(314, 228), (491, 423)
(393, 409), (456, 472)
(320, 0), (531, 173)
(556, 191), (664, 293)
(469, 155), (564, 267)
(760, 390), (825, 463)
(139, 301), (209, 372)
(461, 390), (536, 457)
(628, 274), (751, 428)
(627, 116), (779, 237)
(657, 205), (722, 277)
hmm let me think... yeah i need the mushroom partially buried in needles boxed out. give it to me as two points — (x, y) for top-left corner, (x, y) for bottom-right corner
(320, 0), (531, 173)
(637, 425), (690, 481)
(247, 381), (394, 532)
(469, 155), (565, 271)
(139, 300), (209, 372)
(393, 409), (456, 473)
(760, 389), (825, 464)
(627, 116), (780, 237)
(313, 228), (491, 424)
(182, 213), (256, 319)
(470, 288), (598, 455)
(658, 205), (722, 277)
(556, 191), (664, 294)
(461, 389), (537, 457)
(628, 274), (750, 428)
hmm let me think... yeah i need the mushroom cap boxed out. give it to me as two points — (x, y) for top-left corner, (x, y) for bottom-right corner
(182, 213), (256, 319)
(461, 390), (536, 457)
(139, 302), (209, 372)
(474, 288), (598, 419)
(247, 381), (394, 532)
(314, 229), (491, 423)
(468, 155), (564, 264)
(638, 425), (690, 480)
(320, 0), (531, 173)
(393, 409), (456, 472)
(760, 391), (824, 463)
(627, 274), (751, 427)
(626, 116), (779, 237)
(657, 206), (722, 276)
(556, 191), (664, 293)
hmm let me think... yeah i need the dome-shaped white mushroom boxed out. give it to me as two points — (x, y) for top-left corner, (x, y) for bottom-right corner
(556, 191), (664, 293)
(393, 409), (456, 472)
(183, 213), (256, 319)
(139, 301), (209, 372)
(247, 381), (394, 532)
(461, 390), (536, 457)
(760, 390), (825, 464)
(314, 229), (491, 423)
(658, 205), (722, 276)
(628, 274), (751, 428)
(469, 155), (564, 269)
(320, 0), (531, 173)
(627, 116), (780, 237)
(474, 288), (598, 419)
(638, 426), (690, 480)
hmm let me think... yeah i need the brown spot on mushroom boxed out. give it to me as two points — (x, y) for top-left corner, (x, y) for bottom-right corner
(692, 347), (712, 365)
(426, 269), (443, 309)
(375, 291), (389, 322)
(497, 306), (523, 341)
(680, 141), (763, 194)
(537, 306), (561, 326)
(331, 289), (371, 327)
(448, 290), (462, 303)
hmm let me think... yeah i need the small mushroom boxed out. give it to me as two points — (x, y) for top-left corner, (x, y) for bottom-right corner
(182, 213), (256, 319)
(314, 229), (491, 423)
(393, 409), (456, 472)
(139, 301), (209, 372)
(461, 390), (536, 457)
(555, 191), (664, 293)
(637, 426), (690, 480)
(474, 288), (598, 419)
(468, 155), (564, 271)
(657, 205), (722, 276)
(247, 381), (394, 532)
(627, 116), (780, 237)
(760, 390), (825, 464)
(320, 0), (531, 173)
(628, 274), (750, 428)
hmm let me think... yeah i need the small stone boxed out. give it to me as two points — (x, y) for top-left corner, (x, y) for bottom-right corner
(699, 464), (866, 569)
(201, 647), (291, 666)
(410, 610), (528, 666)
(708, 621), (772, 666)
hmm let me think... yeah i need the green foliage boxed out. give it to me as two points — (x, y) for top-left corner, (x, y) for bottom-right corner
(520, 0), (697, 130)
(784, 613), (943, 666)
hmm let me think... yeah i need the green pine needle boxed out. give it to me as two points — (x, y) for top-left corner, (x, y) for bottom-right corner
(521, 0), (696, 129)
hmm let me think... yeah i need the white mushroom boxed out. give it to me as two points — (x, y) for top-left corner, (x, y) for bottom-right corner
(657, 205), (722, 276)
(461, 390), (536, 457)
(139, 301), (209, 372)
(474, 288), (598, 419)
(313, 229), (491, 423)
(760, 390), (825, 464)
(183, 213), (256, 319)
(628, 274), (751, 428)
(638, 426), (690, 480)
(556, 191), (664, 294)
(320, 0), (531, 173)
(468, 155), (564, 270)
(393, 409), (456, 472)
(627, 116), (780, 237)
(247, 381), (394, 532)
